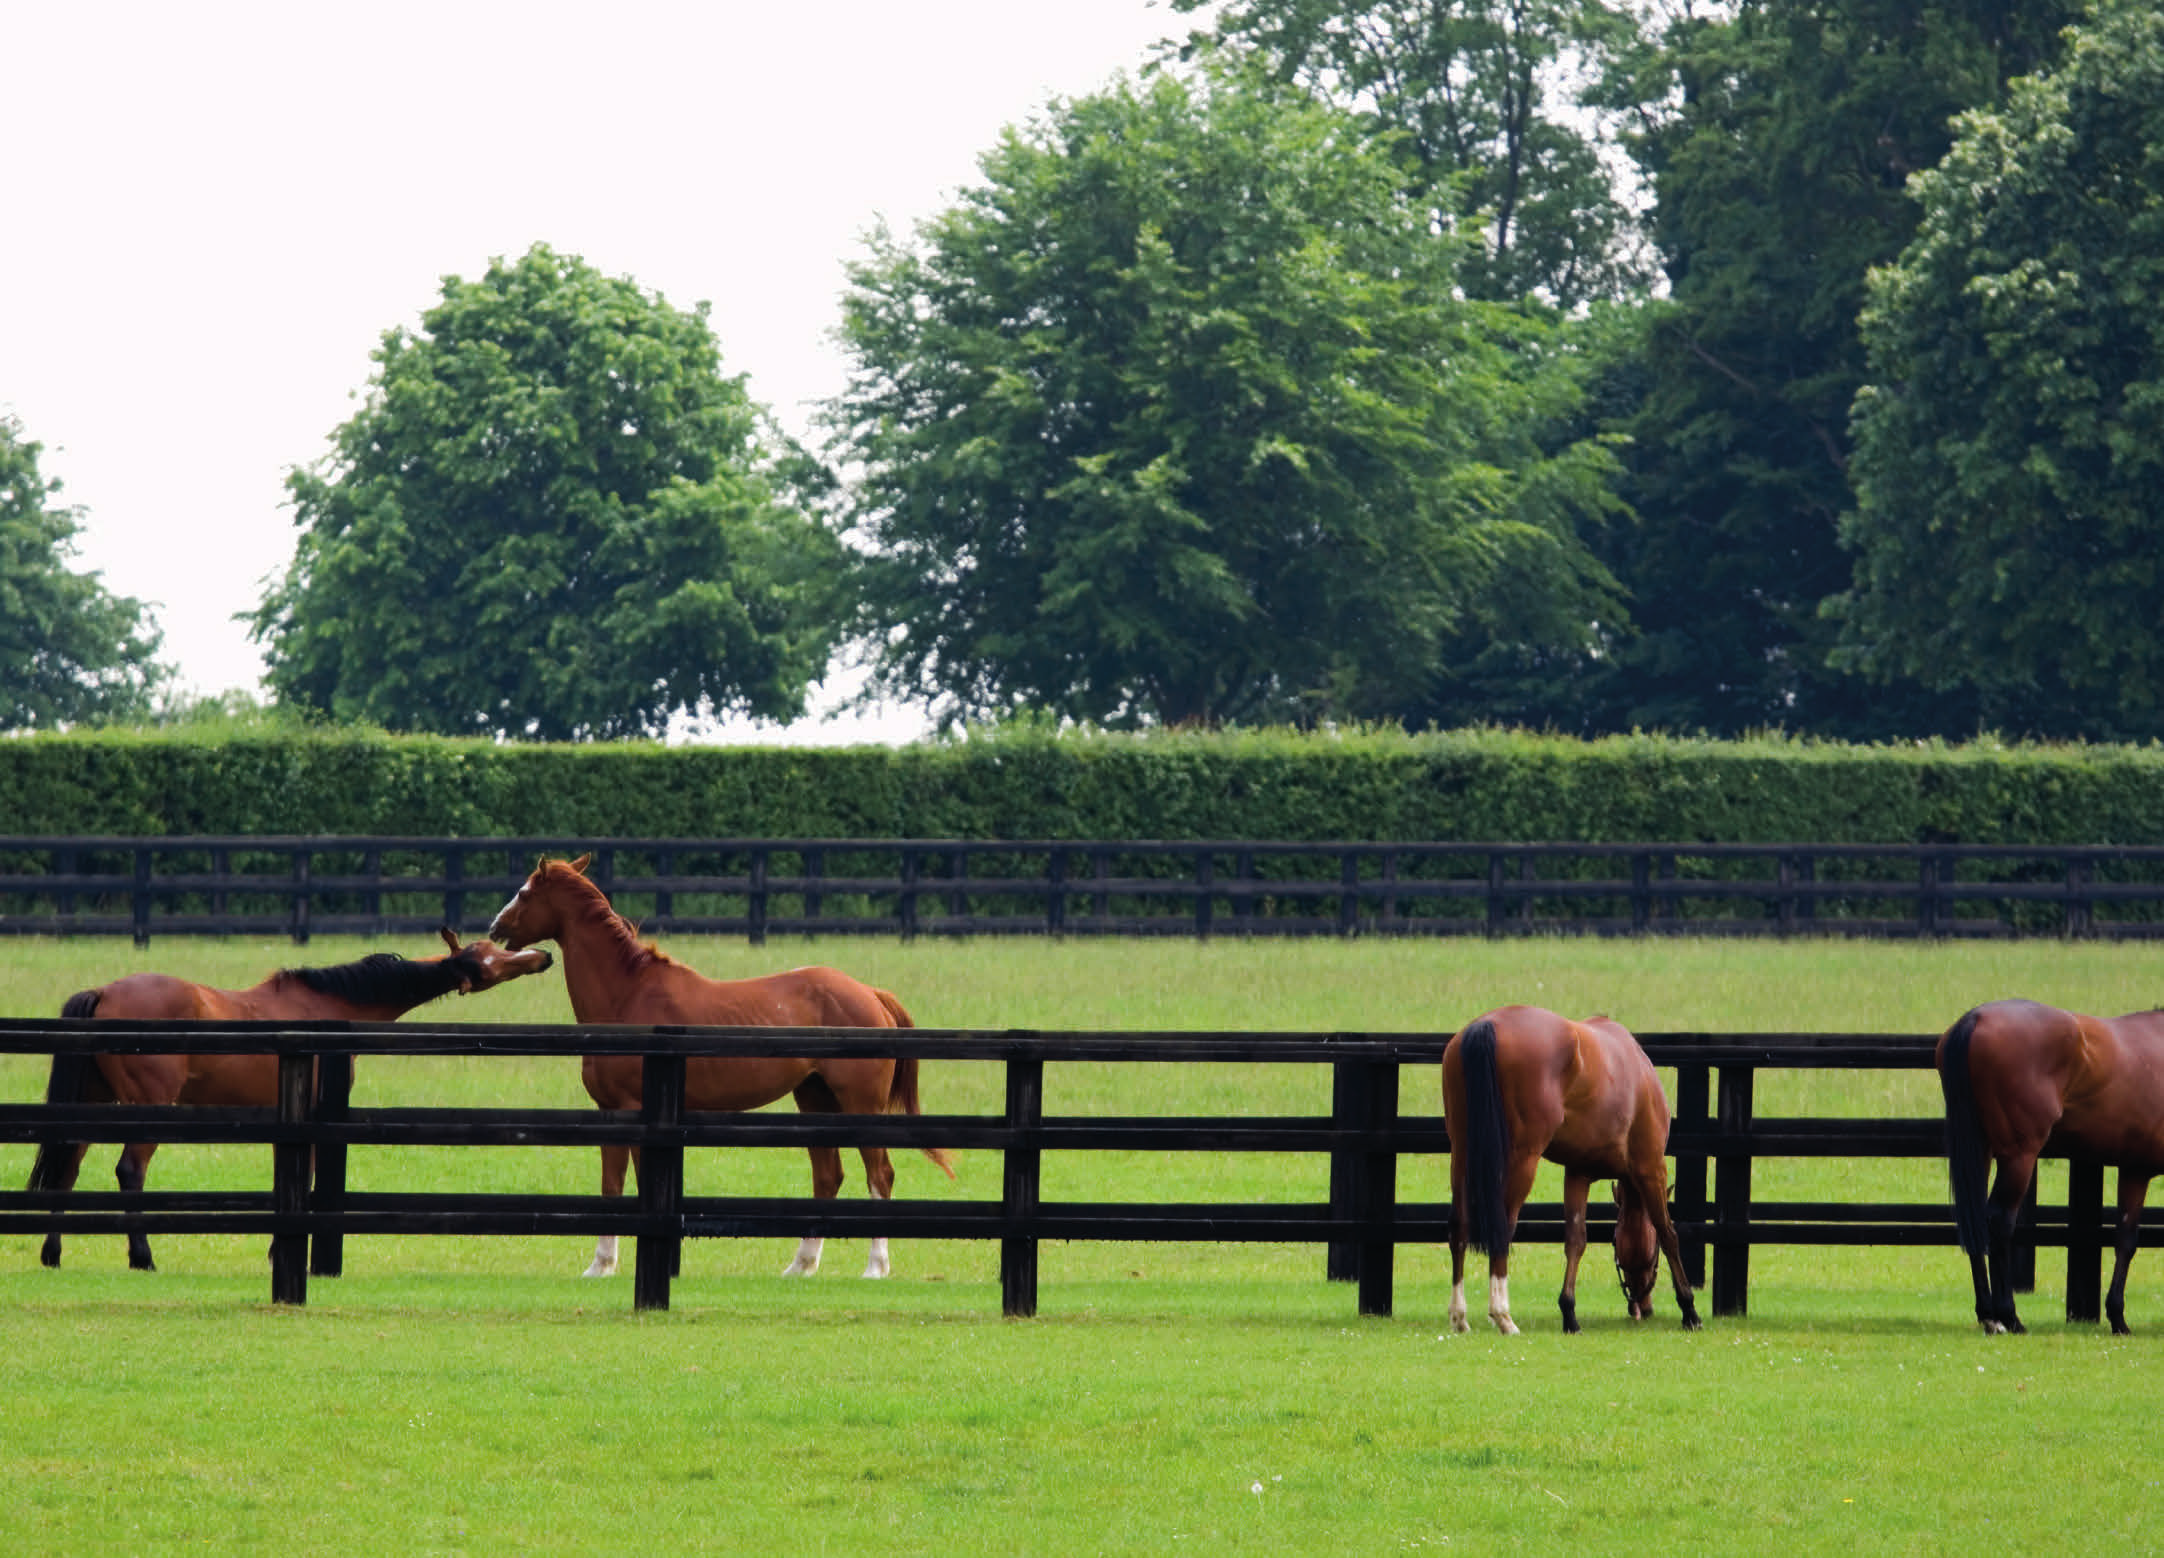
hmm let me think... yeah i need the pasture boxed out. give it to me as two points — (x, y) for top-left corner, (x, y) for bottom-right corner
(3, 933), (2161, 1552)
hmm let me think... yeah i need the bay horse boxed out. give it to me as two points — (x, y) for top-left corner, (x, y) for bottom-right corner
(28, 929), (552, 1271)
(1442, 1005), (1701, 1334)
(485, 854), (955, 1280)
(1939, 998), (2164, 1335)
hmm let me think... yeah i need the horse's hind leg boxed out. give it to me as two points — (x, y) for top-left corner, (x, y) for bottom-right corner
(583, 1145), (635, 1278)
(36, 1141), (92, 1270)
(1486, 1154), (1540, 1336)
(117, 1142), (158, 1272)
(1448, 1156), (1472, 1333)
(857, 1144), (897, 1279)
(1984, 1152), (2038, 1335)
(2106, 1172), (2152, 1336)
(1557, 1171), (1592, 1334)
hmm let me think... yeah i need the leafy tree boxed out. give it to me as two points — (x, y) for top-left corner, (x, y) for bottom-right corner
(1834, 1), (2164, 738)
(0, 416), (166, 728)
(1177, 0), (1653, 306)
(828, 63), (1626, 730)
(250, 244), (842, 740)
(1587, 0), (2074, 737)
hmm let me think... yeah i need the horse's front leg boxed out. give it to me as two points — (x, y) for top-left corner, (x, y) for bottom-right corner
(583, 1145), (634, 1278)
(1558, 1172), (1592, 1335)
(2106, 1172), (2152, 1336)
(1638, 1172), (1703, 1332)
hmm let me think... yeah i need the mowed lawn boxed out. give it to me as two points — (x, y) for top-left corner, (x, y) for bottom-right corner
(2, 933), (2160, 1554)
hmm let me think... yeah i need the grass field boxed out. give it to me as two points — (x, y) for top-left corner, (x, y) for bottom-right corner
(3, 933), (2161, 1554)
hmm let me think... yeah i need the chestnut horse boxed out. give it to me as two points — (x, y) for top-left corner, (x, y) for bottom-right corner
(1940, 999), (2164, 1335)
(29, 930), (552, 1271)
(1443, 1005), (1701, 1334)
(486, 855), (955, 1280)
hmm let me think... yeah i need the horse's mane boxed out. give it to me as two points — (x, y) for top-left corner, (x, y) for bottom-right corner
(283, 952), (464, 1008)
(545, 861), (673, 977)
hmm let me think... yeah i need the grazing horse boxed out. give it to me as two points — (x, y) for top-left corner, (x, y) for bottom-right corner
(1939, 999), (2164, 1336)
(29, 930), (552, 1271)
(486, 854), (955, 1280)
(1442, 1005), (1701, 1334)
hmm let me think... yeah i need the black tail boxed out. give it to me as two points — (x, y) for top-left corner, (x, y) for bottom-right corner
(1457, 1018), (1513, 1255)
(1939, 1008), (1990, 1259)
(28, 990), (101, 1192)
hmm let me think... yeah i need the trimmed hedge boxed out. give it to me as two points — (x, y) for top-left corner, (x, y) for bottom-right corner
(2, 724), (2163, 844)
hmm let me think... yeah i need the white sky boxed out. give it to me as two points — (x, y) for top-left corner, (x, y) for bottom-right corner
(3, 0), (1201, 742)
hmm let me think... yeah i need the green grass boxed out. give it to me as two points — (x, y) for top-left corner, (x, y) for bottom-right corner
(4, 933), (2163, 1553)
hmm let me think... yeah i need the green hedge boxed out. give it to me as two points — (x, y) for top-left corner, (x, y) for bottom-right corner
(3, 724), (2163, 843)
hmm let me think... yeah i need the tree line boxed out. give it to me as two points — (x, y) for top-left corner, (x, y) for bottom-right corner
(9, 0), (2160, 743)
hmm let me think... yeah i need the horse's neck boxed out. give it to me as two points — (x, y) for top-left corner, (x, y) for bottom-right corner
(555, 894), (660, 1022)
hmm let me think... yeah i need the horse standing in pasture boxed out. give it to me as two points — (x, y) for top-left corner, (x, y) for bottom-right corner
(1939, 998), (2164, 1335)
(1442, 1004), (1701, 1335)
(485, 854), (955, 1280)
(29, 930), (553, 1271)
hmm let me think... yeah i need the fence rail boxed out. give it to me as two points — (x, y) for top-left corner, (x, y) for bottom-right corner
(4, 835), (2164, 944)
(0, 1020), (2152, 1321)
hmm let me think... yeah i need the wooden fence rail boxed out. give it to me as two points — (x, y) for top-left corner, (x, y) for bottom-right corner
(4, 835), (2164, 944)
(1, 1021), (2155, 1320)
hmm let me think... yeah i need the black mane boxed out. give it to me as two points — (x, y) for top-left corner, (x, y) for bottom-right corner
(283, 952), (463, 1009)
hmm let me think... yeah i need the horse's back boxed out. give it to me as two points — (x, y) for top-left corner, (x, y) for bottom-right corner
(76, 973), (244, 1022)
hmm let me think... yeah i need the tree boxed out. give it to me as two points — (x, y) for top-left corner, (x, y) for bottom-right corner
(250, 245), (842, 740)
(1583, 0), (2075, 737)
(0, 415), (166, 728)
(1834, 2), (2164, 738)
(1178, 0), (1653, 307)
(828, 63), (1626, 730)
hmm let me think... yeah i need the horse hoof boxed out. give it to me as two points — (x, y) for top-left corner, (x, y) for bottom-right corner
(2006, 1318), (2027, 1336)
(1681, 1313), (1703, 1332)
(1491, 1317), (1519, 1337)
(2111, 1318), (2132, 1337)
(580, 1262), (617, 1279)
(1449, 1314), (1471, 1334)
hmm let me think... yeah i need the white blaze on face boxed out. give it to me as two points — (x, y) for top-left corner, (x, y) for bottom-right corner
(487, 881), (529, 942)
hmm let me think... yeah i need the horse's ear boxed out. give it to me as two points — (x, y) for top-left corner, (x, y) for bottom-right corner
(568, 852), (593, 876)
(439, 926), (463, 955)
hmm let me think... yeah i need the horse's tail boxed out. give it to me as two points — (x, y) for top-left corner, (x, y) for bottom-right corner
(29, 990), (102, 1192)
(1456, 1017), (1513, 1255)
(1939, 1007), (1991, 1259)
(877, 989), (956, 1180)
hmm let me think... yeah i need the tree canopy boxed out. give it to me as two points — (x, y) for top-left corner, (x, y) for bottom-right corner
(1180, 0), (1652, 307)
(827, 62), (1625, 730)
(1835, 1), (2164, 737)
(0, 416), (166, 729)
(1573, 0), (2076, 738)
(249, 244), (842, 740)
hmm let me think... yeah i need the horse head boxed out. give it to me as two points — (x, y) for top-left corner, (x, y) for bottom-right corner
(1613, 1180), (1661, 1319)
(436, 926), (553, 993)
(485, 853), (595, 951)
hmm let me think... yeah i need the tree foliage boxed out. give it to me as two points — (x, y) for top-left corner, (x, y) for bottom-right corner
(1835, 1), (2164, 737)
(1584, 0), (2074, 737)
(828, 62), (1625, 730)
(0, 416), (166, 729)
(250, 244), (842, 740)
(1178, 0), (1652, 306)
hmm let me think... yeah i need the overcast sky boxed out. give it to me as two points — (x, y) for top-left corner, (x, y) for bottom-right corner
(4, 1), (1199, 741)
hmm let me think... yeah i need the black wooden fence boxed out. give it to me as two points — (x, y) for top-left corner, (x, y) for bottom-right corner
(4, 835), (2164, 944)
(2, 1020), (2154, 1321)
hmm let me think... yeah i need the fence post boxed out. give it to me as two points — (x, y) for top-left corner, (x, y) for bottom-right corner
(1339, 852), (1360, 937)
(271, 1051), (313, 1307)
(1354, 1059), (1400, 1319)
(804, 846), (824, 926)
(634, 1051), (686, 1312)
(1671, 1061), (1710, 1291)
(748, 846), (769, 947)
(1712, 1064), (1754, 1318)
(1045, 848), (1066, 936)
(1194, 850), (1214, 939)
(442, 845), (465, 931)
(132, 845), (153, 948)
(899, 849), (919, 941)
(309, 1052), (353, 1278)
(289, 848), (312, 946)
(1001, 1055), (1043, 1318)
(2065, 856), (2093, 939)
(2065, 1155), (2105, 1323)
(2014, 1172), (2039, 1294)
(1631, 852), (1652, 933)
(1326, 1062), (1365, 1283)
